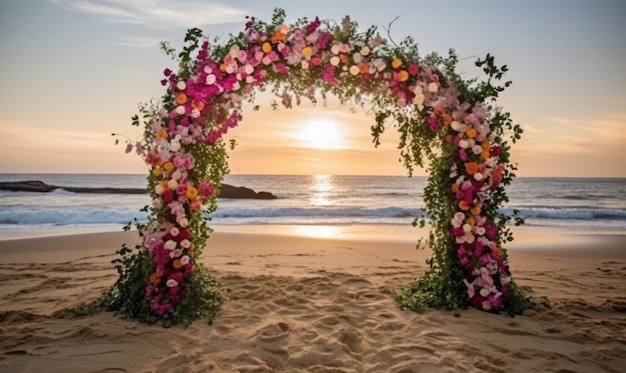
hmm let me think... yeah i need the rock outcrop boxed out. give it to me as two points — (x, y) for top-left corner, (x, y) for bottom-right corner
(0, 180), (277, 199)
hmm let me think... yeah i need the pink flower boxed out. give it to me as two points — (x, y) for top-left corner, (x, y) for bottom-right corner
(323, 66), (338, 85)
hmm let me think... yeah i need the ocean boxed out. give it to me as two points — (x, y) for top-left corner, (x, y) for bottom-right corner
(1, 174), (625, 239)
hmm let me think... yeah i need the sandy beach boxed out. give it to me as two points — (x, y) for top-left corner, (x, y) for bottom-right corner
(0, 225), (624, 373)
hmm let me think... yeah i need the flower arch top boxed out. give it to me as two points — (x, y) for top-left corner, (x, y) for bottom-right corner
(101, 8), (530, 326)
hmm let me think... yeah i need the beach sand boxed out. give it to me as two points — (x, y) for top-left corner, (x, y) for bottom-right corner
(0, 225), (624, 373)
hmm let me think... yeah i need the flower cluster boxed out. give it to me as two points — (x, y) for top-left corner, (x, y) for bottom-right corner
(109, 9), (526, 323)
(447, 104), (513, 312)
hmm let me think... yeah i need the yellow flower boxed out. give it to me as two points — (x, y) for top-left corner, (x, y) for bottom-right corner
(392, 58), (402, 69)
(302, 46), (312, 57)
(152, 167), (162, 177)
(163, 162), (175, 173)
(466, 128), (477, 138)
(398, 70), (409, 82)
(156, 129), (168, 140)
(262, 42), (272, 53)
(186, 186), (198, 199)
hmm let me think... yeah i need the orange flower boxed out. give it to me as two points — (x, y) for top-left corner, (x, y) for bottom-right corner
(302, 46), (313, 57)
(466, 127), (477, 138)
(175, 93), (187, 105)
(262, 42), (272, 53)
(358, 63), (369, 74)
(470, 205), (482, 216)
(152, 167), (162, 177)
(480, 150), (490, 160)
(149, 272), (160, 285)
(219, 63), (227, 72)
(391, 58), (402, 69)
(441, 114), (452, 125)
(190, 199), (203, 211)
(493, 247), (502, 257)
(339, 53), (349, 64)
(186, 186), (198, 199)
(172, 259), (182, 269)
(163, 162), (175, 173)
(156, 129), (168, 140)
(434, 106), (445, 117)
(273, 25), (289, 42)
(465, 162), (479, 175)
(398, 70), (409, 82)
(451, 183), (459, 193)
(445, 134), (454, 143)
(191, 100), (205, 111)
(481, 140), (491, 151)
(160, 180), (169, 190)
(467, 216), (476, 226)
(459, 200), (470, 211)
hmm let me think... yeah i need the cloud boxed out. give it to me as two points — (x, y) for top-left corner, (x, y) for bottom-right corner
(51, 0), (249, 29)
(117, 37), (163, 48)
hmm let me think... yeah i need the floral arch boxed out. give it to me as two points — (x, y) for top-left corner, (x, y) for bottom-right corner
(93, 9), (531, 326)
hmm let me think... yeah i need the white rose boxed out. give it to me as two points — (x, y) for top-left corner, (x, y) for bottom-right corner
(206, 74), (216, 85)
(301, 60), (309, 70)
(175, 106), (185, 115)
(459, 139), (470, 149)
(349, 65), (360, 75)
(463, 223), (472, 233)
(476, 227), (486, 236)
(360, 46), (370, 56)
(177, 218), (188, 229)
(352, 53), (363, 64)
(226, 64), (235, 74)
(474, 172), (484, 181)
(167, 180), (178, 190)
(479, 288), (491, 297)
(180, 239), (191, 248)
(331, 44), (340, 55)
(450, 121), (461, 131)
(169, 142), (181, 152)
(166, 279), (178, 288)
(190, 109), (200, 119)
(330, 56), (340, 66)
(427, 82), (438, 93)
(465, 233), (475, 244)
(228, 44), (240, 58)
(451, 217), (462, 228)
(154, 185), (164, 195)
(203, 66), (213, 74)
(244, 64), (254, 75)
(472, 145), (483, 155)
(170, 227), (180, 237)
(164, 240), (177, 250)
(482, 301), (492, 311)
(413, 94), (425, 106)
(176, 81), (186, 91)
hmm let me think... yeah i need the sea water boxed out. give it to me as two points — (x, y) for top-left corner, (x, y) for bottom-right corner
(0, 174), (625, 238)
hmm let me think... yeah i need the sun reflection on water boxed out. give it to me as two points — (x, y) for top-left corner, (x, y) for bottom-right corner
(309, 174), (335, 207)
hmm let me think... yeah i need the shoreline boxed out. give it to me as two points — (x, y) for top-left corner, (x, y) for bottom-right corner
(0, 225), (625, 372)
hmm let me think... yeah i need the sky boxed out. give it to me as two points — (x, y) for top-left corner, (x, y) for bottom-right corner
(0, 0), (625, 177)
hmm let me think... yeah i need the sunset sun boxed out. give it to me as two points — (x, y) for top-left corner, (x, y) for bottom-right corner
(293, 118), (346, 150)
